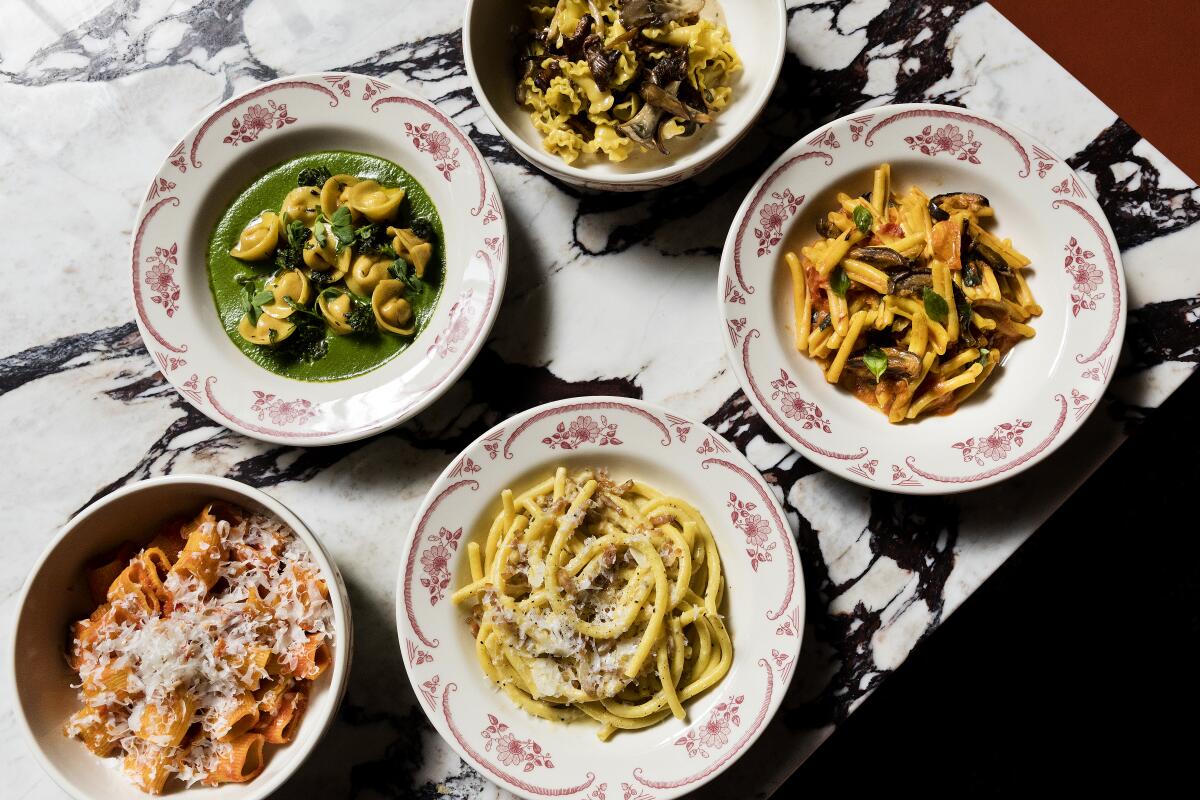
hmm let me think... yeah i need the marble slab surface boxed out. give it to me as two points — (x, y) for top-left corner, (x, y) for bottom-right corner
(2, 1), (1198, 798)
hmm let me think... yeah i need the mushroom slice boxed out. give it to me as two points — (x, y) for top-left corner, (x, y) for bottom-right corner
(888, 268), (933, 296)
(974, 242), (1012, 275)
(929, 192), (990, 222)
(237, 312), (295, 346)
(280, 187), (321, 227)
(345, 180), (406, 223)
(260, 269), (312, 319)
(845, 347), (922, 381)
(640, 82), (712, 124)
(345, 253), (392, 297)
(319, 174), (361, 218)
(617, 97), (666, 151)
(317, 289), (355, 335)
(619, 0), (706, 28)
(229, 211), (281, 261)
(371, 279), (415, 335)
(846, 246), (909, 270)
(387, 226), (434, 277)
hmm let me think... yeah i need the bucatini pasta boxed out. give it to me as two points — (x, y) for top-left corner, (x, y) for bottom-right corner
(452, 467), (731, 739)
(516, 0), (741, 163)
(785, 163), (1040, 422)
(66, 503), (334, 793)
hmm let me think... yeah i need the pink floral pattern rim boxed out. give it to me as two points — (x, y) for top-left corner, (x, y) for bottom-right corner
(132, 74), (507, 445)
(720, 103), (1126, 493)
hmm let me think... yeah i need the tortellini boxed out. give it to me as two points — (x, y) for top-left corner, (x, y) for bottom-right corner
(371, 280), (414, 334)
(386, 226), (433, 278)
(281, 186), (321, 226)
(260, 269), (311, 319)
(320, 174), (360, 218)
(316, 289), (355, 335)
(344, 253), (392, 297)
(346, 180), (406, 223)
(303, 224), (351, 281)
(229, 211), (281, 260)
(237, 312), (295, 345)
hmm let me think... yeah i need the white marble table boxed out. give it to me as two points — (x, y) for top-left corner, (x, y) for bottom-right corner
(3, 1), (1198, 798)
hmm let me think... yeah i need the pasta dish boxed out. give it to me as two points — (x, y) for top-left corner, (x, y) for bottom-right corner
(66, 503), (334, 793)
(785, 163), (1040, 421)
(452, 467), (731, 739)
(516, 0), (741, 163)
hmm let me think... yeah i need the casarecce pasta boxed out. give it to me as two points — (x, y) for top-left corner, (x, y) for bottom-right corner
(66, 504), (334, 793)
(785, 163), (1041, 422)
(516, 0), (740, 163)
(452, 467), (731, 740)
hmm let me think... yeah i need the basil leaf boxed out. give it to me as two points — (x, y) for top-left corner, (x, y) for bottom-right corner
(853, 205), (873, 233)
(863, 345), (888, 383)
(978, 347), (991, 366)
(962, 261), (982, 287)
(330, 206), (354, 252)
(830, 266), (850, 297)
(923, 287), (949, 324)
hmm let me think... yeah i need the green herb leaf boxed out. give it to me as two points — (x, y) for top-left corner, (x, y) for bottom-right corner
(329, 206), (354, 252)
(853, 205), (873, 233)
(977, 347), (991, 366)
(830, 266), (850, 297)
(285, 219), (308, 248)
(962, 261), (982, 287)
(313, 220), (327, 249)
(957, 298), (972, 328)
(922, 287), (949, 324)
(863, 345), (888, 383)
(297, 166), (332, 188)
(252, 289), (274, 308)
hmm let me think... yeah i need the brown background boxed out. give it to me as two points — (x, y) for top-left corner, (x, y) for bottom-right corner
(992, 0), (1200, 180)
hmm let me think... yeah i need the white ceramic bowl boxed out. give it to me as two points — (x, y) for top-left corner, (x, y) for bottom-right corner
(9, 475), (352, 800)
(132, 73), (508, 445)
(396, 396), (804, 799)
(464, 0), (786, 191)
(718, 103), (1127, 493)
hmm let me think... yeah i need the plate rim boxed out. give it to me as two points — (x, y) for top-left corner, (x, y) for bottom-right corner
(717, 101), (1128, 495)
(393, 395), (806, 799)
(129, 71), (509, 446)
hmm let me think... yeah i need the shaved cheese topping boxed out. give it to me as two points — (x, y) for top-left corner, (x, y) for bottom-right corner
(65, 505), (334, 793)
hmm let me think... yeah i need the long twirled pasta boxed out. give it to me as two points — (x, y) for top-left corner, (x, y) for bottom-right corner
(65, 503), (334, 793)
(453, 467), (731, 740)
(785, 163), (1040, 421)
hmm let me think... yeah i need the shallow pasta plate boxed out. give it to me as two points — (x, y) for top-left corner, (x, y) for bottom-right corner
(9, 475), (352, 800)
(395, 396), (804, 799)
(132, 73), (507, 445)
(718, 103), (1126, 494)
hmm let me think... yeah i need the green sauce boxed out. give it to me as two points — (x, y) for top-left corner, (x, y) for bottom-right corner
(207, 151), (444, 382)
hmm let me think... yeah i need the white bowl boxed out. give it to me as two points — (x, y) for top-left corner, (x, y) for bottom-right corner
(718, 103), (1127, 493)
(395, 396), (804, 799)
(9, 475), (352, 800)
(464, 0), (786, 191)
(132, 73), (508, 445)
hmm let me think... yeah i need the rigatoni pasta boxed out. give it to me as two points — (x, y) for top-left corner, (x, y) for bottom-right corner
(785, 163), (1040, 422)
(65, 503), (334, 794)
(453, 467), (731, 740)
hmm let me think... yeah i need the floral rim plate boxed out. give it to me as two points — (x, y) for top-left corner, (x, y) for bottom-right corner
(395, 396), (804, 799)
(718, 102), (1126, 494)
(131, 72), (508, 445)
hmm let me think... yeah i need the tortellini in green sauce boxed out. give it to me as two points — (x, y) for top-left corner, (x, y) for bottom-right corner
(225, 168), (438, 351)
